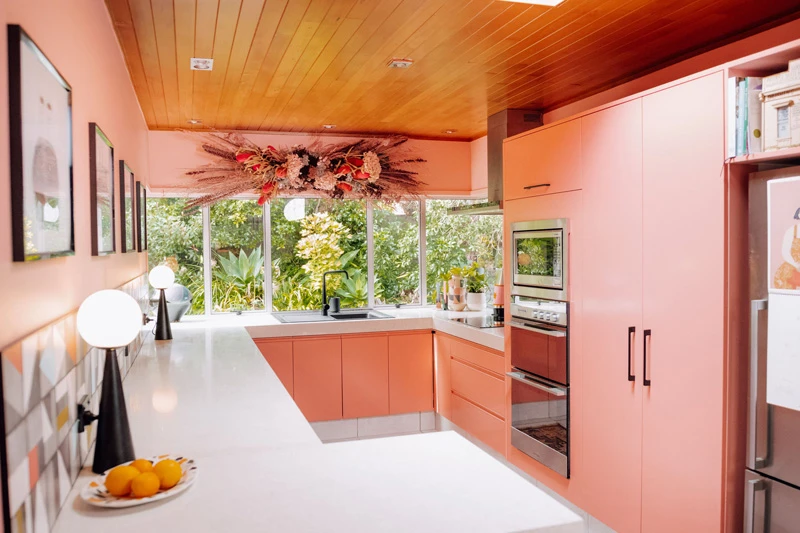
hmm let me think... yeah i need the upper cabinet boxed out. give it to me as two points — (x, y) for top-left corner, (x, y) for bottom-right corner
(503, 119), (582, 201)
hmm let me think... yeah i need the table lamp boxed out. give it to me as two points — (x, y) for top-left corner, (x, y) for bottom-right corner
(76, 290), (141, 473)
(149, 265), (175, 340)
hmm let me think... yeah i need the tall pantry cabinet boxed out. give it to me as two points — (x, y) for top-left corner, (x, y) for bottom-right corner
(507, 71), (731, 533)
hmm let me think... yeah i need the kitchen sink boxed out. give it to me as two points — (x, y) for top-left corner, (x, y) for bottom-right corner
(330, 310), (393, 320)
(272, 310), (393, 323)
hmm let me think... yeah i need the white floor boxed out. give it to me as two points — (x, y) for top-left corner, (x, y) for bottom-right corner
(312, 413), (617, 533)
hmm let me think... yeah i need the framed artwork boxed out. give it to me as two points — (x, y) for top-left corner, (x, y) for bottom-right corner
(136, 181), (147, 252)
(7, 25), (74, 262)
(88, 124), (115, 255)
(119, 161), (135, 253)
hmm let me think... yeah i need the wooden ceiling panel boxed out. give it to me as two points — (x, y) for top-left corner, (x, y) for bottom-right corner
(106, 0), (800, 139)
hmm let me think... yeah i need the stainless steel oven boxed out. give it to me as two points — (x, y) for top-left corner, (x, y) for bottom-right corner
(511, 219), (568, 301)
(508, 297), (570, 477)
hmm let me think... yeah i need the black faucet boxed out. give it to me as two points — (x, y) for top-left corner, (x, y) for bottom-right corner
(322, 270), (349, 316)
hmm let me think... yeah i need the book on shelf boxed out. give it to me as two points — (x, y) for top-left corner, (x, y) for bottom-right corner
(727, 76), (764, 158)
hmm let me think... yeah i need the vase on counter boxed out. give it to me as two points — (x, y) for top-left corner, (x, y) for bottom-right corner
(448, 275), (467, 311)
(466, 291), (484, 311)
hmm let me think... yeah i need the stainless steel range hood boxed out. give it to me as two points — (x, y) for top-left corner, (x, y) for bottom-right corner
(448, 109), (542, 216)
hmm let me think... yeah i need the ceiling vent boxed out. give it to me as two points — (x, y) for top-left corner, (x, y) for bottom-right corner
(388, 58), (414, 69)
(190, 58), (214, 71)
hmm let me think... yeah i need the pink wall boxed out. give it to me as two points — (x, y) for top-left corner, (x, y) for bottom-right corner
(149, 130), (478, 196)
(545, 17), (800, 123)
(0, 0), (150, 349)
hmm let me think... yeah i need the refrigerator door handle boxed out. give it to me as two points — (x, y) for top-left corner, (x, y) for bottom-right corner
(749, 299), (769, 470)
(744, 477), (767, 533)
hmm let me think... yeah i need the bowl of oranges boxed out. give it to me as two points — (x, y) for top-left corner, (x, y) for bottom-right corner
(80, 455), (197, 508)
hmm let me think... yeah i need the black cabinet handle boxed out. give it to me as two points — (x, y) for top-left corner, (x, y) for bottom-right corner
(643, 329), (652, 387)
(523, 183), (551, 190)
(627, 326), (635, 382)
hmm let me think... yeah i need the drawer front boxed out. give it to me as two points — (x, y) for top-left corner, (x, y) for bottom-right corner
(449, 337), (504, 375)
(504, 119), (582, 201)
(450, 358), (505, 418)
(451, 393), (506, 455)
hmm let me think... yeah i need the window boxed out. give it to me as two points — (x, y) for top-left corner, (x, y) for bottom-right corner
(271, 198), (367, 311)
(374, 201), (420, 305)
(146, 197), (502, 315)
(146, 198), (204, 314)
(210, 199), (265, 312)
(425, 200), (503, 304)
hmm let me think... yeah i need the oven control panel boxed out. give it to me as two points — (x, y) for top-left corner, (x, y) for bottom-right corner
(510, 298), (568, 327)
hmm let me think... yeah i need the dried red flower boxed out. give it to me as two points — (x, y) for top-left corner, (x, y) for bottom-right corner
(353, 170), (370, 181)
(334, 165), (351, 175)
(346, 157), (364, 167)
(236, 152), (254, 163)
(267, 145), (276, 152)
(252, 164), (261, 172)
(262, 182), (274, 194)
(257, 195), (268, 206)
(337, 182), (353, 192)
(275, 167), (287, 178)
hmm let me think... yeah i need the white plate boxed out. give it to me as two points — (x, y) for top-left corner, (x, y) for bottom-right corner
(80, 455), (198, 508)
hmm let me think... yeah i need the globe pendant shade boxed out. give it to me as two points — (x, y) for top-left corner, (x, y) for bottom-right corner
(77, 290), (142, 349)
(149, 265), (175, 289)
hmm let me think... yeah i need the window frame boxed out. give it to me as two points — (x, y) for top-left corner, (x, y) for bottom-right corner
(150, 194), (490, 316)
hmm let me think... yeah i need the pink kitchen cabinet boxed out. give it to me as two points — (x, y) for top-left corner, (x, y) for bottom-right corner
(434, 332), (452, 419)
(293, 336), (343, 422)
(388, 331), (434, 414)
(255, 338), (294, 396)
(504, 119), (582, 201)
(640, 72), (726, 533)
(580, 99), (645, 533)
(342, 333), (389, 419)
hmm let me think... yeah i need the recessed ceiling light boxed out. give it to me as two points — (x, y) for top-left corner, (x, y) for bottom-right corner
(187, 119), (202, 125)
(322, 124), (336, 129)
(190, 58), (213, 71)
(388, 58), (414, 69)
(442, 129), (457, 134)
(499, 0), (564, 5)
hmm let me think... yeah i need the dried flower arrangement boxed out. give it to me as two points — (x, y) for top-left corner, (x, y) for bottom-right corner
(184, 132), (426, 209)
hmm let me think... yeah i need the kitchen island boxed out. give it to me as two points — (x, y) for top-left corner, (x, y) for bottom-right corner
(52, 319), (582, 533)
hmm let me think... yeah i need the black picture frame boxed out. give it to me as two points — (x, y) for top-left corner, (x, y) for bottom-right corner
(88, 123), (115, 256)
(7, 24), (74, 262)
(136, 181), (147, 252)
(119, 161), (136, 253)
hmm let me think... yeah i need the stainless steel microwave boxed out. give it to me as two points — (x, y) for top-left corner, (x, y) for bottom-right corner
(511, 219), (568, 301)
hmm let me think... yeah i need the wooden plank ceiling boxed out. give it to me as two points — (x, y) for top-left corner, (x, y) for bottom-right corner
(107, 0), (800, 140)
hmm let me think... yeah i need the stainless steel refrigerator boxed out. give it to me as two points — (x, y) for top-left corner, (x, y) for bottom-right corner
(746, 168), (800, 533)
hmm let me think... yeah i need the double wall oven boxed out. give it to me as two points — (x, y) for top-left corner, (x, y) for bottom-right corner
(509, 219), (570, 477)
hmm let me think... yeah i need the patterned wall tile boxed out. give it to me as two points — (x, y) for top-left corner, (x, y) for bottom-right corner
(1, 274), (149, 533)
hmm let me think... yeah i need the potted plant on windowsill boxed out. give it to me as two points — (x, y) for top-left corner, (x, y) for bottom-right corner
(447, 266), (467, 311)
(465, 262), (487, 311)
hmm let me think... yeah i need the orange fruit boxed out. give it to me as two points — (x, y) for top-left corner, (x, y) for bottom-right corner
(130, 459), (154, 473)
(105, 465), (140, 497)
(153, 459), (182, 490)
(131, 472), (160, 498)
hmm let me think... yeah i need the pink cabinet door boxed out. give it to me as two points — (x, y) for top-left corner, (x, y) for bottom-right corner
(293, 336), (343, 422)
(388, 332), (433, 414)
(254, 339), (294, 396)
(580, 99), (644, 533)
(504, 119), (582, 201)
(434, 333), (452, 419)
(641, 72), (725, 533)
(342, 334), (389, 419)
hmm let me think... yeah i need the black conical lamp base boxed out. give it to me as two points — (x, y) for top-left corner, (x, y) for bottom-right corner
(155, 288), (173, 341)
(92, 348), (135, 473)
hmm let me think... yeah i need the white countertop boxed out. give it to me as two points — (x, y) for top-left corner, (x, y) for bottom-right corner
(181, 307), (505, 352)
(53, 324), (581, 533)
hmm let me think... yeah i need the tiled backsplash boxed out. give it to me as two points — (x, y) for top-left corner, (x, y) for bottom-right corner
(0, 274), (149, 533)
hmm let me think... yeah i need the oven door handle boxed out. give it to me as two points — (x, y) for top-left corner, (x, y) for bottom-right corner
(509, 320), (567, 337)
(506, 371), (567, 396)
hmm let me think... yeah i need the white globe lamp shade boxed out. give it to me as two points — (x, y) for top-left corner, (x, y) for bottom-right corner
(149, 265), (175, 289)
(77, 290), (142, 349)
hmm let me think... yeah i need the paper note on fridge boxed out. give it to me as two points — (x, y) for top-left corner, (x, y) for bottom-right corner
(767, 292), (800, 411)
